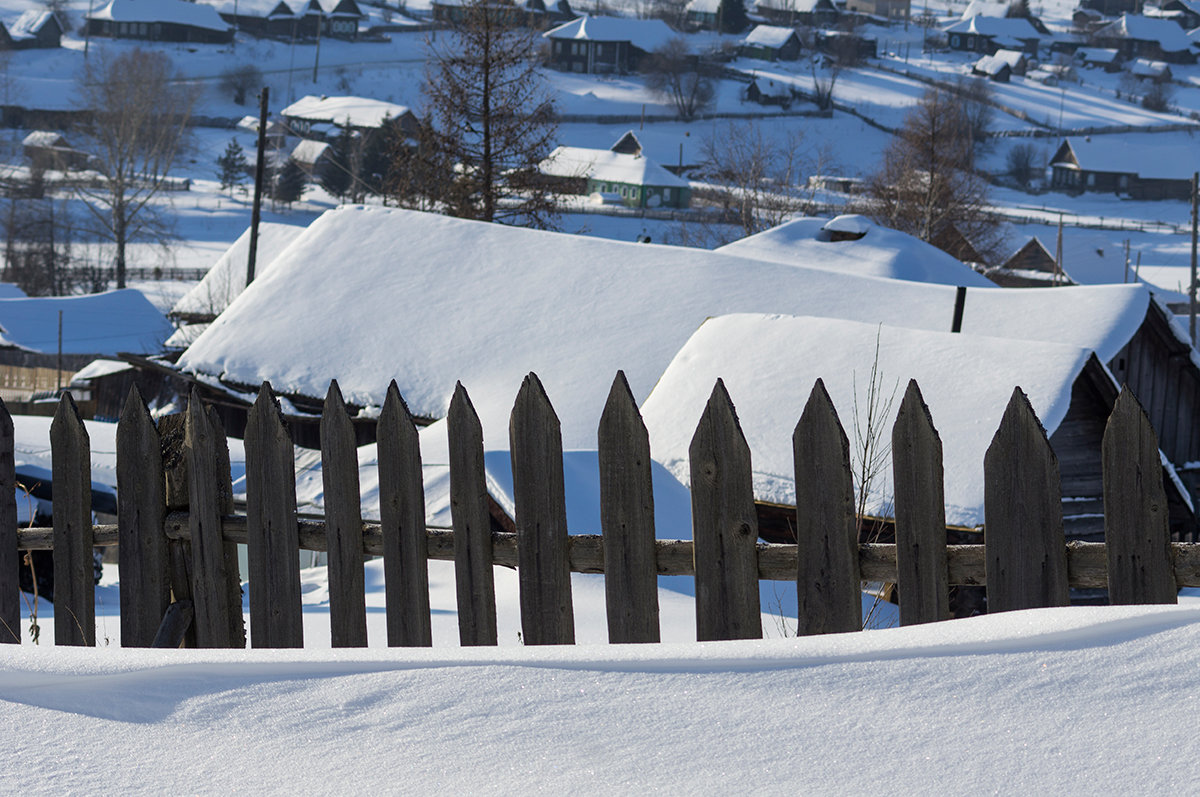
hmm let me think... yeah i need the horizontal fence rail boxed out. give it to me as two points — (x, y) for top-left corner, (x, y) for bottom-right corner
(0, 372), (1186, 649)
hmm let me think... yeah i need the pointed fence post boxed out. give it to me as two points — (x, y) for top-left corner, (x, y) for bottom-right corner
(1103, 387), (1177, 605)
(984, 387), (1069, 612)
(158, 412), (196, 648)
(0, 399), (16, 644)
(186, 388), (246, 648)
(447, 383), (497, 646)
(793, 379), (860, 636)
(51, 392), (94, 646)
(117, 386), (169, 647)
(891, 380), (950, 625)
(245, 383), (303, 648)
(597, 371), (660, 644)
(690, 379), (761, 642)
(378, 381), (432, 647)
(320, 380), (368, 647)
(510, 373), (575, 645)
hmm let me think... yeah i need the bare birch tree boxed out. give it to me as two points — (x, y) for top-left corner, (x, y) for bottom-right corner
(74, 48), (198, 288)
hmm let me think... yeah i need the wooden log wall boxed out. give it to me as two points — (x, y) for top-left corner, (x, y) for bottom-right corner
(0, 378), (1184, 649)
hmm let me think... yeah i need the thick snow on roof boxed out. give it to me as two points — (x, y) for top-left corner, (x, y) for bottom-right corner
(540, 145), (688, 187)
(6, 9), (54, 39)
(1055, 136), (1200, 180)
(717, 216), (993, 287)
(1076, 46), (1120, 63)
(290, 139), (331, 164)
(743, 25), (797, 48)
(21, 131), (65, 149)
(70, 359), (133, 383)
(177, 208), (1151, 452)
(90, 0), (233, 31)
(974, 54), (1012, 75)
(281, 95), (411, 129)
(543, 15), (676, 51)
(171, 222), (307, 318)
(961, 0), (1009, 18)
(943, 15), (1041, 40)
(1094, 14), (1192, 51)
(0, 290), (172, 355)
(640, 314), (1095, 525)
(1127, 58), (1170, 77)
(686, 0), (720, 12)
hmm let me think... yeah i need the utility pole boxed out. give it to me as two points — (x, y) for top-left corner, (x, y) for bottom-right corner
(1054, 212), (1064, 286)
(247, 87), (269, 287)
(1123, 238), (1130, 284)
(313, 11), (323, 83)
(1190, 172), (1198, 346)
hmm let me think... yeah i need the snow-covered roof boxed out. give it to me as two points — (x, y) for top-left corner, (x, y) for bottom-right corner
(755, 0), (832, 13)
(172, 222), (308, 318)
(539, 146), (688, 188)
(281, 95), (412, 130)
(640, 313), (1098, 525)
(686, 0), (721, 13)
(90, 0), (233, 31)
(291, 139), (332, 164)
(990, 48), (1027, 67)
(70, 359), (133, 384)
(1127, 57), (1171, 76)
(0, 290), (172, 356)
(748, 77), (791, 98)
(974, 53), (1013, 75)
(943, 15), (1041, 40)
(21, 131), (66, 149)
(1093, 14), (1192, 51)
(1075, 47), (1120, 63)
(177, 207), (1153, 453)
(716, 216), (993, 287)
(542, 15), (676, 52)
(742, 25), (798, 48)
(197, 0), (291, 15)
(1053, 136), (1200, 180)
(961, 0), (1009, 18)
(5, 9), (57, 40)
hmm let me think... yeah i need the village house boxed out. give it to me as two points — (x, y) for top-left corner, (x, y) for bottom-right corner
(743, 76), (797, 107)
(280, 95), (419, 140)
(21, 131), (89, 172)
(976, 237), (1075, 288)
(539, 132), (690, 209)
(1049, 136), (1200, 199)
(1075, 46), (1123, 70)
(0, 10), (63, 49)
(754, 0), (839, 26)
(843, 0), (910, 23)
(431, 0), (574, 27)
(943, 15), (1042, 55)
(1125, 57), (1173, 81)
(542, 15), (675, 74)
(289, 139), (336, 181)
(740, 25), (802, 61)
(684, 0), (720, 29)
(1091, 14), (1196, 63)
(86, 0), (234, 44)
(1157, 0), (1200, 29)
(972, 53), (1013, 80)
(1078, 0), (1137, 14)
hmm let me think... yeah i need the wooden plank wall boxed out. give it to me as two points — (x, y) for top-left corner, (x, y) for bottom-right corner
(0, 377), (1188, 649)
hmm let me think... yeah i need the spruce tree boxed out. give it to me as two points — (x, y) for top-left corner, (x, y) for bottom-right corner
(216, 138), (247, 196)
(272, 159), (307, 206)
(718, 0), (748, 34)
(321, 127), (355, 199)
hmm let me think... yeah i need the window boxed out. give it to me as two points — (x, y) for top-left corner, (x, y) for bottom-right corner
(950, 34), (960, 48)
(663, 188), (672, 201)
(1087, 173), (1095, 187)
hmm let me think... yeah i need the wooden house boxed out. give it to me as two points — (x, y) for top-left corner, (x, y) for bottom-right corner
(21, 131), (89, 171)
(972, 54), (1013, 81)
(1, 10), (63, 49)
(844, 0), (909, 22)
(280, 95), (418, 139)
(930, 224), (983, 263)
(1075, 46), (1123, 71)
(1078, 0), (1137, 14)
(289, 139), (335, 180)
(1091, 14), (1196, 63)
(684, 0), (721, 29)
(326, 0), (364, 37)
(813, 29), (877, 61)
(1158, 0), (1200, 29)
(754, 0), (838, 26)
(744, 76), (796, 107)
(1050, 137), (1200, 200)
(978, 237), (1075, 288)
(1126, 57), (1173, 81)
(542, 15), (675, 74)
(86, 0), (235, 44)
(740, 25), (802, 61)
(539, 132), (690, 209)
(942, 15), (1041, 55)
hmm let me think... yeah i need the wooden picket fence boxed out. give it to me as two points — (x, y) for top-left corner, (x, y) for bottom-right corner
(0, 370), (1193, 649)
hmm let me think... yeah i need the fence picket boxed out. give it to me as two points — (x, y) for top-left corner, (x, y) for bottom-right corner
(597, 371), (660, 644)
(1103, 387), (1177, 605)
(891, 380), (950, 625)
(116, 386), (169, 647)
(690, 379), (762, 642)
(447, 383), (497, 646)
(320, 381), (368, 647)
(378, 381), (432, 647)
(984, 387), (1069, 612)
(0, 399), (15, 644)
(51, 392), (94, 646)
(793, 379), (860, 635)
(510, 373), (575, 645)
(159, 412), (195, 647)
(186, 388), (246, 648)
(245, 383), (304, 648)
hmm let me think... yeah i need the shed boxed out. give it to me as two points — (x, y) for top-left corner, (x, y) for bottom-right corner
(744, 76), (795, 107)
(740, 25), (802, 61)
(1126, 57), (1173, 81)
(972, 54), (1012, 81)
(290, 139), (335, 178)
(21, 131), (89, 171)
(978, 237), (1075, 288)
(2, 10), (63, 49)
(1075, 46), (1123, 70)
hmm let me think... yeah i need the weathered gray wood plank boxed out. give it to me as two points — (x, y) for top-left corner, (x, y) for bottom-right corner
(320, 380), (368, 647)
(51, 392), (94, 646)
(793, 379), (860, 636)
(891, 380), (950, 625)
(597, 371), (660, 644)
(151, 600), (193, 649)
(1103, 387), (1177, 605)
(690, 379), (762, 641)
(117, 386), (169, 647)
(984, 387), (1070, 612)
(378, 381), (432, 647)
(510, 373), (575, 645)
(186, 388), (245, 648)
(447, 383), (497, 646)
(244, 382), (304, 648)
(158, 412), (195, 648)
(0, 399), (16, 643)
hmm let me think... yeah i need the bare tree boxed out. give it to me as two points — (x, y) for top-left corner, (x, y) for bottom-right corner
(866, 88), (1004, 262)
(421, 1), (559, 227)
(74, 48), (198, 289)
(1142, 80), (1174, 112)
(218, 63), (265, 106)
(1005, 142), (1041, 187)
(644, 38), (715, 121)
